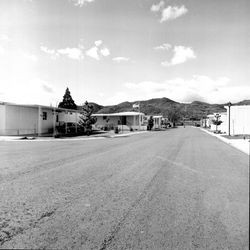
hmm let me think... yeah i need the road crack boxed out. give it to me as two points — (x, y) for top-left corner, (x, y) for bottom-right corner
(98, 163), (166, 250)
(98, 143), (185, 250)
(0, 208), (57, 246)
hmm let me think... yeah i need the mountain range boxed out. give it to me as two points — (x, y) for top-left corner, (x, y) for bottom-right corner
(86, 98), (250, 120)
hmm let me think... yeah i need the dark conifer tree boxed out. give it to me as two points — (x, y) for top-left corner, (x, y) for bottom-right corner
(147, 116), (154, 130)
(58, 87), (77, 110)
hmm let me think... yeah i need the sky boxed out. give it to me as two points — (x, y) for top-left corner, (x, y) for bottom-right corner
(0, 0), (249, 106)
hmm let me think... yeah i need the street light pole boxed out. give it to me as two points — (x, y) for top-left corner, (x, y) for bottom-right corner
(139, 102), (141, 131)
(248, 139), (250, 169)
(228, 102), (232, 136)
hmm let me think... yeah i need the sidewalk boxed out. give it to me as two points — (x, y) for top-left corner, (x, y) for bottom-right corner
(200, 128), (250, 155)
(0, 130), (148, 142)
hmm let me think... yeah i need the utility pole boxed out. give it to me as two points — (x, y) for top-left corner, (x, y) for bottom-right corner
(139, 102), (141, 131)
(53, 106), (56, 137)
(248, 139), (250, 169)
(228, 102), (232, 136)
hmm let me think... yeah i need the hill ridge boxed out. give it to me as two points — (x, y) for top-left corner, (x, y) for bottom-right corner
(84, 98), (250, 120)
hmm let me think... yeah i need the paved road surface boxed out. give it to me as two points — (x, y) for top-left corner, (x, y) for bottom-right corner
(0, 127), (249, 249)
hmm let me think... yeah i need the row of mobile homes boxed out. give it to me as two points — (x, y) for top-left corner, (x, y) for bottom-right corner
(0, 102), (82, 136)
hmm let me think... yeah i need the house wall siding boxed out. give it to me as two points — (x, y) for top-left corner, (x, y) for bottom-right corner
(95, 116), (120, 129)
(0, 105), (6, 135)
(229, 106), (250, 135)
(0, 104), (82, 136)
(58, 112), (81, 123)
(5, 105), (38, 135)
(40, 108), (55, 134)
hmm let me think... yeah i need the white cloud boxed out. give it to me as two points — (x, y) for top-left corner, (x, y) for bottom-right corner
(0, 46), (4, 54)
(28, 54), (38, 62)
(160, 5), (188, 22)
(151, 3), (188, 23)
(41, 81), (54, 93)
(57, 47), (83, 60)
(40, 46), (58, 59)
(0, 64), (58, 105)
(0, 34), (11, 55)
(104, 91), (131, 105)
(112, 57), (130, 62)
(94, 40), (103, 47)
(40, 41), (109, 61)
(100, 47), (110, 57)
(151, 1), (164, 12)
(0, 34), (11, 42)
(154, 43), (172, 50)
(98, 92), (105, 97)
(86, 46), (100, 60)
(20, 51), (38, 62)
(161, 45), (196, 66)
(120, 75), (249, 104)
(86, 42), (110, 60)
(40, 46), (56, 55)
(41, 45), (84, 60)
(0, 43), (62, 106)
(71, 0), (95, 7)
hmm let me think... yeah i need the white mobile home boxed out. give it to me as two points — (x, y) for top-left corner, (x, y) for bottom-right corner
(225, 105), (250, 135)
(145, 115), (163, 129)
(93, 111), (147, 131)
(153, 115), (163, 129)
(0, 102), (81, 136)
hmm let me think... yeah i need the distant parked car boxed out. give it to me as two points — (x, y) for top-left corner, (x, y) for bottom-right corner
(176, 122), (184, 126)
(163, 122), (171, 128)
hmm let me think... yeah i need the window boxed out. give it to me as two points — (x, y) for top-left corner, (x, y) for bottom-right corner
(103, 116), (107, 120)
(56, 115), (59, 122)
(42, 112), (47, 120)
(121, 116), (127, 125)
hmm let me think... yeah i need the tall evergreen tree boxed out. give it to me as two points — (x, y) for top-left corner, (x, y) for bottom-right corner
(58, 87), (77, 110)
(147, 116), (154, 130)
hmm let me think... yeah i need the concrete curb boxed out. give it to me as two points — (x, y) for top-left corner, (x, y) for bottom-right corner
(0, 136), (105, 142)
(107, 131), (148, 138)
(0, 131), (148, 142)
(200, 128), (249, 155)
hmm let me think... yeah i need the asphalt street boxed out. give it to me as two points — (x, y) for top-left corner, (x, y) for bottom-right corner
(0, 127), (249, 249)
